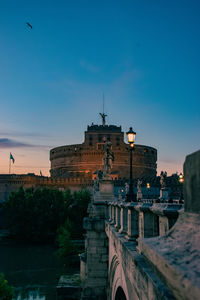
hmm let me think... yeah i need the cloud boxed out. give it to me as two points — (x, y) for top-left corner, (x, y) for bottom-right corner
(0, 138), (35, 148)
(0, 138), (49, 149)
(80, 60), (101, 73)
(0, 130), (50, 138)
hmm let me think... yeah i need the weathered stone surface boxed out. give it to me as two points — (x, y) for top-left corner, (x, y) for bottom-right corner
(57, 274), (81, 300)
(106, 221), (176, 300)
(184, 150), (200, 213)
(138, 212), (200, 300)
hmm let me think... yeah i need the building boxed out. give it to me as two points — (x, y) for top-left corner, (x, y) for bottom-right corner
(50, 114), (157, 180)
(0, 115), (158, 202)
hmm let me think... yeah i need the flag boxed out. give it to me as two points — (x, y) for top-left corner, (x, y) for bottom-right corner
(40, 170), (42, 176)
(10, 153), (15, 164)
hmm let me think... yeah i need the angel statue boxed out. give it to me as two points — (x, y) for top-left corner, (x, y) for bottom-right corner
(103, 141), (114, 177)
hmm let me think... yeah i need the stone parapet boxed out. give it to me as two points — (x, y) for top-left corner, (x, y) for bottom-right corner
(107, 201), (183, 239)
(184, 150), (200, 213)
(138, 150), (200, 300)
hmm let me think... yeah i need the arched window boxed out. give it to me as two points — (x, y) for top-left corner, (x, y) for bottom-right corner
(115, 287), (127, 300)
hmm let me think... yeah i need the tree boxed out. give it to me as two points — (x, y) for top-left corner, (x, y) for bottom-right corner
(56, 219), (76, 258)
(68, 190), (91, 238)
(0, 273), (14, 300)
(3, 187), (91, 243)
(4, 187), (70, 242)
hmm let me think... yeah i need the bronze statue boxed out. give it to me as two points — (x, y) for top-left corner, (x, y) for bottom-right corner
(99, 112), (107, 126)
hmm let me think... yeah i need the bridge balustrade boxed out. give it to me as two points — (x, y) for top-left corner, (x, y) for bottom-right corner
(119, 202), (128, 234)
(107, 201), (183, 239)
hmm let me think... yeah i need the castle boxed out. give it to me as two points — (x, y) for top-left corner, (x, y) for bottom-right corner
(50, 114), (157, 180)
(0, 114), (158, 201)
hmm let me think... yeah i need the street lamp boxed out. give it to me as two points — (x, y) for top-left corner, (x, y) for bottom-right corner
(179, 173), (184, 202)
(179, 173), (184, 183)
(147, 183), (150, 199)
(126, 127), (136, 202)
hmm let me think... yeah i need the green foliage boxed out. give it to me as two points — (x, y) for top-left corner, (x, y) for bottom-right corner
(0, 273), (14, 300)
(67, 190), (91, 238)
(4, 187), (90, 243)
(56, 220), (76, 258)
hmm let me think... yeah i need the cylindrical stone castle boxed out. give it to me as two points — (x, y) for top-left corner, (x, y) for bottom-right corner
(50, 116), (157, 180)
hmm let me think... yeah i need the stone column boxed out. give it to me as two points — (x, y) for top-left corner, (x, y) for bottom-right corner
(125, 202), (139, 240)
(119, 202), (128, 234)
(81, 212), (108, 299)
(136, 203), (159, 238)
(150, 203), (183, 236)
(114, 202), (121, 230)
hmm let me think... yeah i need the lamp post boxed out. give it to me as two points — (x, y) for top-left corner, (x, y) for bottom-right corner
(147, 183), (150, 199)
(126, 127), (136, 202)
(179, 173), (184, 202)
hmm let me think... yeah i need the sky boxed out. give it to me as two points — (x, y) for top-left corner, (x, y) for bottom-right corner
(0, 0), (199, 176)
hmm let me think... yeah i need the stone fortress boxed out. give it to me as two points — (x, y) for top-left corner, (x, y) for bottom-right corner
(0, 114), (182, 202)
(50, 113), (157, 180)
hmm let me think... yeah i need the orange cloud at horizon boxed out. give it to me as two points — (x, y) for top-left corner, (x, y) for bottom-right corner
(0, 148), (184, 178)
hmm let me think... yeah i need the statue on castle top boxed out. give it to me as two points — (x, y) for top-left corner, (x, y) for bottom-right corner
(103, 141), (114, 177)
(99, 112), (107, 126)
(160, 171), (167, 189)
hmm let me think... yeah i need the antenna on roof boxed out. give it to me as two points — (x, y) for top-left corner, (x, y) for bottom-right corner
(99, 92), (107, 126)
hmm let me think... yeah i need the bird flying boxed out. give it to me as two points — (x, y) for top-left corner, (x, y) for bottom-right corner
(26, 22), (33, 29)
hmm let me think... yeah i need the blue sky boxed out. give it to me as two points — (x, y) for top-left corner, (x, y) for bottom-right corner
(0, 0), (199, 176)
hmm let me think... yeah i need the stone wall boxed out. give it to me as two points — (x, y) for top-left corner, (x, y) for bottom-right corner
(50, 124), (157, 180)
(0, 174), (93, 202)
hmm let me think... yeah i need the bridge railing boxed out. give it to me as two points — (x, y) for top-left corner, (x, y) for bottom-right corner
(107, 201), (183, 240)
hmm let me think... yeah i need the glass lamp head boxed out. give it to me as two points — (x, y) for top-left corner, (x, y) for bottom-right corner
(126, 127), (136, 145)
(179, 173), (184, 183)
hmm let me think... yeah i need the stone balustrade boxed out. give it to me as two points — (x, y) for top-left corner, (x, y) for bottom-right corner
(107, 200), (183, 240)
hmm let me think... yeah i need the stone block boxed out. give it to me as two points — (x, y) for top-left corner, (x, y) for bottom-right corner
(184, 150), (200, 213)
(87, 238), (105, 247)
(101, 254), (109, 262)
(83, 217), (105, 232)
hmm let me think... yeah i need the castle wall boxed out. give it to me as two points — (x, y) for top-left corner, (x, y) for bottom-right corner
(0, 174), (93, 202)
(50, 142), (157, 180)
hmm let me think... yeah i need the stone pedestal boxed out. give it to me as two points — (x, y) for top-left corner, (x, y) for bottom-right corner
(159, 188), (169, 201)
(99, 178), (114, 195)
(81, 178), (114, 299)
(94, 178), (115, 203)
(137, 191), (143, 201)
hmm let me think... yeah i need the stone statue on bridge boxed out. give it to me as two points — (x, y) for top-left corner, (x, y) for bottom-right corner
(93, 170), (103, 192)
(137, 179), (142, 194)
(137, 179), (143, 201)
(103, 141), (114, 178)
(160, 171), (167, 189)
